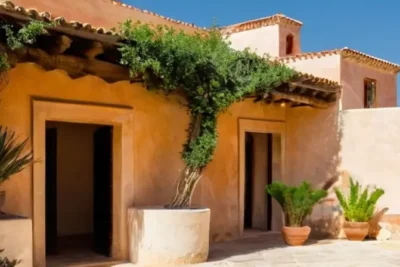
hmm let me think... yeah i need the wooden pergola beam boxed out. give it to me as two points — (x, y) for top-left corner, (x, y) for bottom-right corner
(5, 45), (130, 82)
(271, 90), (336, 108)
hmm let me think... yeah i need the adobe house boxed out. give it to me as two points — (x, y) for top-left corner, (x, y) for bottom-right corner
(0, 1), (398, 266)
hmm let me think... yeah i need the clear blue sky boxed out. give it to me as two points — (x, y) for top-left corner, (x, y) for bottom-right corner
(126, 0), (400, 103)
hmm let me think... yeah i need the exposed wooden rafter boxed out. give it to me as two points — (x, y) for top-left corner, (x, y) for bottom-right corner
(270, 90), (336, 108)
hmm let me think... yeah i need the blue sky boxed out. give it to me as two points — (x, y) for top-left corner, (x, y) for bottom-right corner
(126, 0), (400, 103)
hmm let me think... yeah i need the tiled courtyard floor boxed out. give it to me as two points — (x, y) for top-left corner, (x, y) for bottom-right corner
(115, 232), (400, 267)
(194, 232), (400, 267)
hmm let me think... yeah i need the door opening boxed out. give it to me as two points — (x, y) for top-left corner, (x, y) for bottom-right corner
(244, 132), (281, 232)
(45, 122), (113, 266)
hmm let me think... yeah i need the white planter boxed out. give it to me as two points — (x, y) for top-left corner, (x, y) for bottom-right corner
(0, 214), (32, 267)
(128, 207), (210, 265)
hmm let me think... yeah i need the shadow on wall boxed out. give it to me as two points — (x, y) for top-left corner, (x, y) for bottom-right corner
(285, 104), (345, 239)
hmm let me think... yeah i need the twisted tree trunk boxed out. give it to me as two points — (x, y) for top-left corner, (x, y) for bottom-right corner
(166, 113), (203, 209)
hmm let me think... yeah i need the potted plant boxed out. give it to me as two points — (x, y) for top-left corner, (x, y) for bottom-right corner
(266, 181), (327, 246)
(0, 127), (33, 213)
(334, 177), (384, 241)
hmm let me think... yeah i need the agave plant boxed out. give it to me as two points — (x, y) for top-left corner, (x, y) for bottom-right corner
(0, 249), (20, 267)
(334, 177), (384, 222)
(0, 127), (33, 185)
(266, 181), (327, 227)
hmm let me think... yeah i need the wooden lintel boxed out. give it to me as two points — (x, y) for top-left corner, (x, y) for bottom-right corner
(84, 42), (104, 59)
(271, 90), (335, 108)
(5, 45), (130, 82)
(50, 35), (73, 54)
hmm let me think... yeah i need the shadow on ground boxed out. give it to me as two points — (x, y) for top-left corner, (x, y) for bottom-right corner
(207, 232), (319, 262)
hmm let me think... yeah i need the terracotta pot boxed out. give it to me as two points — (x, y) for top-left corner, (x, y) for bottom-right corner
(0, 191), (5, 212)
(281, 226), (311, 246)
(343, 221), (370, 241)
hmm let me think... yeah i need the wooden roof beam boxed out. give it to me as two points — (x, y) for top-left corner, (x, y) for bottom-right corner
(271, 90), (336, 108)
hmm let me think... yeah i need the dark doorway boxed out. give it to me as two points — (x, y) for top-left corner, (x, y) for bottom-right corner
(93, 126), (113, 257)
(244, 132), (274, 231)
(45, 122), (113, 266)
(46, 128), (58, 255)
(244, 133), (254, 229)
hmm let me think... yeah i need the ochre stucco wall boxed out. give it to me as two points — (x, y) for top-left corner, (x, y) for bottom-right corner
(340, 108), (400, 214)
(0, 63), (288, 245)
(341, 59), (397, 109)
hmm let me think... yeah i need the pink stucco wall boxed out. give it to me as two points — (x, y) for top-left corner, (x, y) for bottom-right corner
(227, 23), (301, 57)
(341, 59), (397, 109)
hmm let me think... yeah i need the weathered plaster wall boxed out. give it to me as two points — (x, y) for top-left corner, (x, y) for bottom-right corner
(341, 59), (397, 109)
(227, 25), (280, 57)
(0, 63), (287, 245)
(340, 108), (400, 214)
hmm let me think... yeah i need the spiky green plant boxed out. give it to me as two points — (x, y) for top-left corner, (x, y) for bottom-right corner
(0, 249), (20, 267)
(334, 177), (384, 222)
(266, 181), (327, 227)
(0, 127), (33, 185)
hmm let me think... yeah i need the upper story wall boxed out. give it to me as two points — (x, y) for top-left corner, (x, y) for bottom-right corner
(225, 15), (302, 57)
(227, 25), (280, 57)
(285, 55), (341, 82)
(341, 59), (397, 109)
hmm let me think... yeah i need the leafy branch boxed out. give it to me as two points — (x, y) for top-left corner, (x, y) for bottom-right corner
(119, 21), (296, 207)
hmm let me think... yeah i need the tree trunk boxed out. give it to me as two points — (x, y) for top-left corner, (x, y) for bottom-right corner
(166, 167), (201, 208)
(166, 113), (203, 209)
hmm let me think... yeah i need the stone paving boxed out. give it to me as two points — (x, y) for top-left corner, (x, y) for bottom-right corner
(194, 232), (400, 267)
(116, 232), (400, 267)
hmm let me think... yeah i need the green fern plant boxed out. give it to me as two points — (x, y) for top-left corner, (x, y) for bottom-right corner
(0, 127), (33, 185)
(0, 249), (20, 267)
(266, 181), (327, 227)
(334, 177), (384, 222)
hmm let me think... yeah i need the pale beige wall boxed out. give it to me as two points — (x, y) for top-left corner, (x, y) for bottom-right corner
(340, 108), (400, 214)
(226, 25), (280, 57)
(286, 55), (341, 81)
(341, 59), (397, 109)
(0, 218), (32, 267)
(0, 63), (288, 245)
(48, 122), (97, 236)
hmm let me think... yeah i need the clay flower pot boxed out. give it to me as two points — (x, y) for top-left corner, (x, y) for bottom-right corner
(281, 226), (311, 246)
(343, 221), (370, 241)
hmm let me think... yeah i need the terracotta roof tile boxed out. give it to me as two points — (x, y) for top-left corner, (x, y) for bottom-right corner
(278, 48), (400, 74)
(220, 13), (302, 34)
(0, 0), (206, 36)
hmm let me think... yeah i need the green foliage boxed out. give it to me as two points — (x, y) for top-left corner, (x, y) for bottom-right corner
(0, 21), (50, 74)
(0, 127), (33, 185)
(0, 250), (20, 267)
(119, 21), (295, 169)
(334, 177), (384, 222)
(2, 21), (49, 50)
(266, 181), (327, 227)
